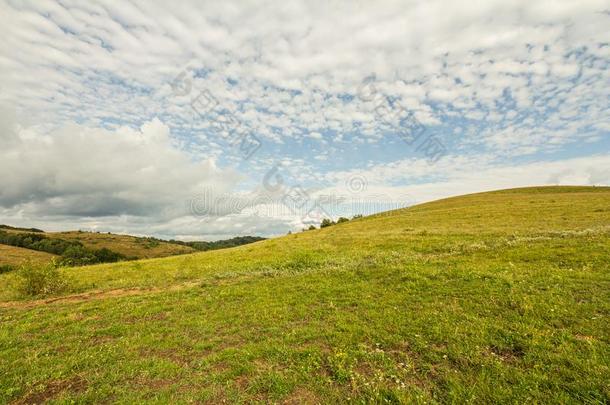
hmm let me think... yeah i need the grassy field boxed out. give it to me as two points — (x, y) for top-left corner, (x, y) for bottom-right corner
(0, 245), (57, 267)
(0, 186), (608, 403)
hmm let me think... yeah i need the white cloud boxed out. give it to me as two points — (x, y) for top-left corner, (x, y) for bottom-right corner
(0, 0), (607, 148)
(0, 0), (608, 238)
(314, 154), (610, 215)
(0, 108), (252, 237)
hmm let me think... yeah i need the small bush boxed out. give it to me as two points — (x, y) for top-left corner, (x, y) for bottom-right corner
(320, 218), (335, 228)
(16, 261), (69, 297)
(281, 251), (323, 272)
(0, 264), (15, 274)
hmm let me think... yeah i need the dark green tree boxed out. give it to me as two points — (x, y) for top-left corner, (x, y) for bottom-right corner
(320, 218), (335, 228)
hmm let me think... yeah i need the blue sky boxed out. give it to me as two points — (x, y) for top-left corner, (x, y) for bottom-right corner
(0, 0), (609, 240)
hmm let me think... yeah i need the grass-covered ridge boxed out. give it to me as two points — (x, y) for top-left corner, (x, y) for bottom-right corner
(0, 186), (609, 403)
(0, 245), (57, 274)
(0, 229), (196, 261)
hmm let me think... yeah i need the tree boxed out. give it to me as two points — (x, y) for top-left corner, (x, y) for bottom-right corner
(320, 218), (335, 228)
(308, 225), (316, 230)
(337, 217), (349, 223)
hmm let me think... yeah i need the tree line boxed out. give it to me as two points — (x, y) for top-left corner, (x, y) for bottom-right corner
(298, 214), (363, 232)
(166, 235), (266, 251)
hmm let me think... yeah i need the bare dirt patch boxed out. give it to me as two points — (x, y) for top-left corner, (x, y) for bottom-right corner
(487, 345), (525, 363)
(282, 387), (320, 404)
(0, 282), (201, 309)
(13, 375), (87, 404)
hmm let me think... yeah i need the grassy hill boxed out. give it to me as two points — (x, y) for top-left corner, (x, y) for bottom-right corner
(0, 245), (57, 269)
(45, 231), (197, 259)
(0, 186), (609, 403)
(0, 228), (196, 260)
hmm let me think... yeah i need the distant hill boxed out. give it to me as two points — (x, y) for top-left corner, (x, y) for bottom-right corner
(0, 245), (57, 273)
(167, 235), (267, 251)
(0, 224), (44, 233)
(0, 227), (265, 269)
(43, 231), (197, 259)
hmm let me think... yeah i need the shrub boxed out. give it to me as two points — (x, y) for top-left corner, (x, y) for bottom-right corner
(320, 218), (335, 228)
(146, 239), (160, 248)
(283, 251), (320, 271)
(16, 261), (69, 297)
(0, 264), (15, 274)
(92, 247), (125, 263)
(337, 217), (349, 223)
(61, 245), (98, 266)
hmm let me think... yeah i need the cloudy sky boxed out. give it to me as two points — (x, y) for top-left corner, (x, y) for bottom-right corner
(0, 0), (609, 240)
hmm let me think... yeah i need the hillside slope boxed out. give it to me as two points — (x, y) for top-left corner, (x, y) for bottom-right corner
(0, 228), (196, 259)
(46, 230), (197, 258)
(1, 186), (609, 403)
(0, 244), (57, 268)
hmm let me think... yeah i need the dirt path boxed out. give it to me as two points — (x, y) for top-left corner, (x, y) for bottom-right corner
(0, 282), (200, 309)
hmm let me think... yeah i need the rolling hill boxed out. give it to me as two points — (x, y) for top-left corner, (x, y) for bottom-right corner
(0, 227), (196, 260)
(0, 245), (57, 270)
(44, 230), (197, 259)
(0, 228), (265, 270)
(0, 186), (609, 403)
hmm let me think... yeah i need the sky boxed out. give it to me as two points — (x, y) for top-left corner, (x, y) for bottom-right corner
(0, 0), (609, 240)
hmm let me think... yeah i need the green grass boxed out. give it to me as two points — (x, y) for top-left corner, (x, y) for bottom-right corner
(0, 186), (609, 403)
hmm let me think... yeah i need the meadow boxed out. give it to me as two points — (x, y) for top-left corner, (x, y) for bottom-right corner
(0, 186), (608, 403)
(0, 245), (56, 269)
